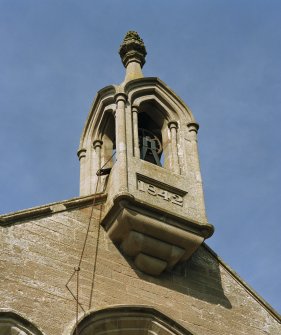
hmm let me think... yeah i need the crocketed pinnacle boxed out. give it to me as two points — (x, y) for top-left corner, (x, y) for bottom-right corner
(119, 31), (147, 68)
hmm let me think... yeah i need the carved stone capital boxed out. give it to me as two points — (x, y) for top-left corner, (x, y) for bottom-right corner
(77, 148), (87, 160)
(114, 92), (127, 103)
(168, 120), (178, 129)
(132, 105), (139, 113)
(93, 140), (103, 149)
(187, 122), (199, 133)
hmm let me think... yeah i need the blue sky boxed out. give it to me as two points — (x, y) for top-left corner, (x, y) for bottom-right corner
(0, 0), (280, 313)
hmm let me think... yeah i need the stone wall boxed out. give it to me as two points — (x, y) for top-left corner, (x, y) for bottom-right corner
(0, 203), (280, 335)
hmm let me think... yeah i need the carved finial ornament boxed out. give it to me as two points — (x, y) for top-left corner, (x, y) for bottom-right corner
(119, 31), (147, 68)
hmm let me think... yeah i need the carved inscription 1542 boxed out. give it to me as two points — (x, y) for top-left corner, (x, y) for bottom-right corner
(138, 180), (183, 206)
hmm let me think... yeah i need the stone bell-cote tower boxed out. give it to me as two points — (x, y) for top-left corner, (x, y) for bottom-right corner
(77, 31), (214, 275)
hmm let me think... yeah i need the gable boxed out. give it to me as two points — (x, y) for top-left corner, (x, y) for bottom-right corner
(1, 201), (280, 335)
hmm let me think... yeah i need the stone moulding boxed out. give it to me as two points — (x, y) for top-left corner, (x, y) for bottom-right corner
(0, 193), (107, 226)
(70, 305), (194, 335)
(79, 77), (196, 154)
(0, 310), (45, 335)
(101, 192), (214, 276)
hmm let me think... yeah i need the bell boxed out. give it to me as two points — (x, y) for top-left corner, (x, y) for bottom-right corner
(139, 128), (162, 166)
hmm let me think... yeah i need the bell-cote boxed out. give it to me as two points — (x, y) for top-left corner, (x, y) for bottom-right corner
(78, 31), (214, 275)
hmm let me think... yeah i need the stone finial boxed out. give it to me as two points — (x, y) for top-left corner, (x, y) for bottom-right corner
(119, 31), (147, 68)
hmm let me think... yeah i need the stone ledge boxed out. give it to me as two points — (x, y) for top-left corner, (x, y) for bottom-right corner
(0, 193), (107, 226)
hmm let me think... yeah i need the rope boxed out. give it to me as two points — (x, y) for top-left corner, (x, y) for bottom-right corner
(76, 268), (80, 335)
(88, 199), (103, 309)
(66, 138), (169, 332)
(65, 151), (116, 335)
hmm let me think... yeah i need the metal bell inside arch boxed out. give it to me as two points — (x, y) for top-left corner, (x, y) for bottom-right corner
(139, 128), (162, 166)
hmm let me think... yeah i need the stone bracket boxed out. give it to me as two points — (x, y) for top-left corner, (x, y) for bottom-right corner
(101, 194), (214, 275)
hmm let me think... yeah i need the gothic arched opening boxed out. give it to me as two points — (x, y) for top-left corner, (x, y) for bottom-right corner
(0, 311), (43, 335)
(73, 306), (194, 335)
(99, 111), (116, 170)
(137, 100), (171, 170)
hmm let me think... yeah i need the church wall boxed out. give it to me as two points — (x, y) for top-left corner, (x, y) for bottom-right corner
(0, 205), (280, 335)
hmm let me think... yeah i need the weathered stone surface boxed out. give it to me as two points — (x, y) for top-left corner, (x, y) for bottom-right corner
(1, 204), (280, 335)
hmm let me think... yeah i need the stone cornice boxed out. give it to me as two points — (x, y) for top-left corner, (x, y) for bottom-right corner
(0, 193), (107, 226)
(123, 77), (196, 123)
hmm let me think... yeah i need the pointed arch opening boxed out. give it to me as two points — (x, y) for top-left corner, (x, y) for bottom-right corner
(99, 111), (116, 170)
(0, 311), (44, 335)
(73, 306), (194, 335)
(136, 98), (178, 172)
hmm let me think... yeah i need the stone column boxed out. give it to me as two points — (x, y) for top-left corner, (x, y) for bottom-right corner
(187, 122), (207, 221)
(93, 140), (103, 171)
(77, 148), (87, 195)
(115, 92), (128, 191)
(168, 121), (180, 174)
(187, 122), (200, 177)
(132, 105), (140, 158)
(93, 139), (103, 193)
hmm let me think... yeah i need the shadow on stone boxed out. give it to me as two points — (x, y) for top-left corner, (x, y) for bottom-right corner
(125, 244), (232, 310)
